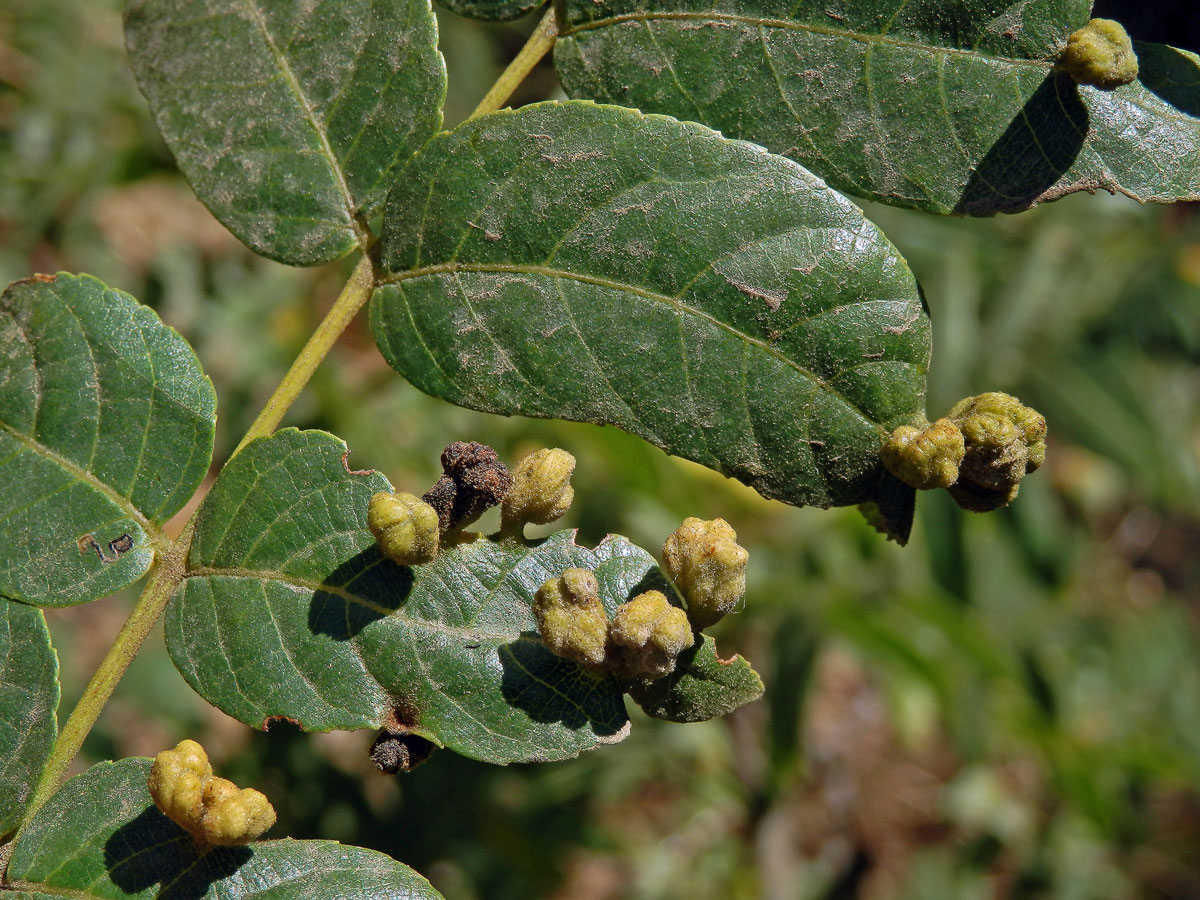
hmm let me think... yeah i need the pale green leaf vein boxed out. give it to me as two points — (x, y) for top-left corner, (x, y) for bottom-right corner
(561, 10), (1059, 67)
(380, 262), (879, 432)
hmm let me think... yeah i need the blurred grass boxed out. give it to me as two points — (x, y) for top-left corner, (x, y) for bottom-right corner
(3, 1), (1200, 898)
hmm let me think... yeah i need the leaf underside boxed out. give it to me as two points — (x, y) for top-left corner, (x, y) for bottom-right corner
(0, 273), (215, 607)
(628, 633), (763, 723)
(0, 599), (58, 836)
(5, 757), (444, 900)
(125, 0), (447, 266)
(434, 0), (546, 22)
(169, 428), (704, 765)
(372, 101), (928, 533)
(554, 0), (1200, 215)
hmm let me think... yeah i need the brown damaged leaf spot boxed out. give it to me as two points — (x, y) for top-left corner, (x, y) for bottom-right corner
(724, 275), (787, 310)
(957, 174), (1126, 216)
(77, 533), (136, 564)
(882, 308), (921, 335)
(382, 696), (423, 733)
(30, 273), (57, 283)
(341, 450), (375, 476)
(598, 721), (633, 743)
(261, 714), (303, 731)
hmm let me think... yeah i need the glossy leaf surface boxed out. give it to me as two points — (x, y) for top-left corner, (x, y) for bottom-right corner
(0, 274), (215, 607)
(5, 758), (443, 900)
(0, 599), (58, 836)
(554, 1), (1200, 214)
(372, 102), (928, 534)
(125, 0), (446, 265)
(628, 633), (763, 723)
(166, 428), (661, 764)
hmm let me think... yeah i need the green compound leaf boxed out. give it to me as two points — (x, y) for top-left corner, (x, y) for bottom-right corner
(166, 428), (669, 765)
(125, 0), (447, 266)
(435, 0), (546, 22)
(628, 633), (763, 723)
(372, 101), (928, 534)
(4, 757), (444, 900)
(0, 599), (59, 837)
(0, 274), (216, 607)
(554, 2), (1200, 215)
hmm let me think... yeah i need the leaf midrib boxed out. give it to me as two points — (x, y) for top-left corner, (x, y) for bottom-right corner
(5, 881), (106, 899)
(242, 0), (364, 246)
(380, 261), (882, 433)
(185, 567), (537, 644)
(0, 420), (163, 546)
(559, 10), (1058, 68)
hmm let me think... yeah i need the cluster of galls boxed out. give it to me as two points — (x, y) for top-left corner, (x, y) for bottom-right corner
(881, 392), (1046, 512)
(368, 441), (576, 565)
(367, 441), (749, 686)
(533, 570), (692, 679)
(534, 517), (748, 681)
(147, 739), (275, 846)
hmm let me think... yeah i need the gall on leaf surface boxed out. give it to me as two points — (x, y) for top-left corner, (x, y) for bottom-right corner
(125, 0), (447, 265)
(0, 599), (59, 836)
(371, 101), (928, 541)
(167, 429), (753, 765)
(554, 0), (1200, 215)
(4, 757), (443, 900)
(0, 273), (216, 607)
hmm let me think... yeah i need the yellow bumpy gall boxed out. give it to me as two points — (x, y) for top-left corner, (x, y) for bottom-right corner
(148, 740), (276, 845)
(881, 418), (966, 491)
(662, 517), (749, 628)
(1062, 18), (1138, 89)
(501, 448), (576, 532)
(608, 590), (694, 678)
(533, 567), (609, 669)
(368, 491), (440, 566)
(946, 392), (1047, 512)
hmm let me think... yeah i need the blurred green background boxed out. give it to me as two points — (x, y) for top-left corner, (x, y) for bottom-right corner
(2, 1), (1199, 897)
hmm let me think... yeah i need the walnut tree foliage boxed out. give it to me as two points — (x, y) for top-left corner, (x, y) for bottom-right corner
(1, 0), (1197, 896)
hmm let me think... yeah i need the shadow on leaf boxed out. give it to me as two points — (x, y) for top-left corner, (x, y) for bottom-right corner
(104, 805), (251, 900)
(498, 636), (626, 736)
(307, 546), (413, 640)
(956, 72), (1088, 215)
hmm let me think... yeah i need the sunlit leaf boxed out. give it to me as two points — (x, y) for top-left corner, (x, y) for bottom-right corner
(554, 1), (1200, 214)
(126, 0), (446, 265)
(4, 757), (444, 900)
(0, 274), (215, 607)
(0, 599), (58, 837)
(372, 101), (927, 539)
(165, 428), (678, 764)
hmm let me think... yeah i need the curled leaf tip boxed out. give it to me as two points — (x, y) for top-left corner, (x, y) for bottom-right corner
(881, 418), (965, 491)
(662, 517), (748, 628)
(534, 567), (610, 669)
(148, 740), (275, 846)
(501, 447), (576, 533)
(608, 590), (694, 679)
(369, 491), (440, 565)
(1062, 18), (1138, 90)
